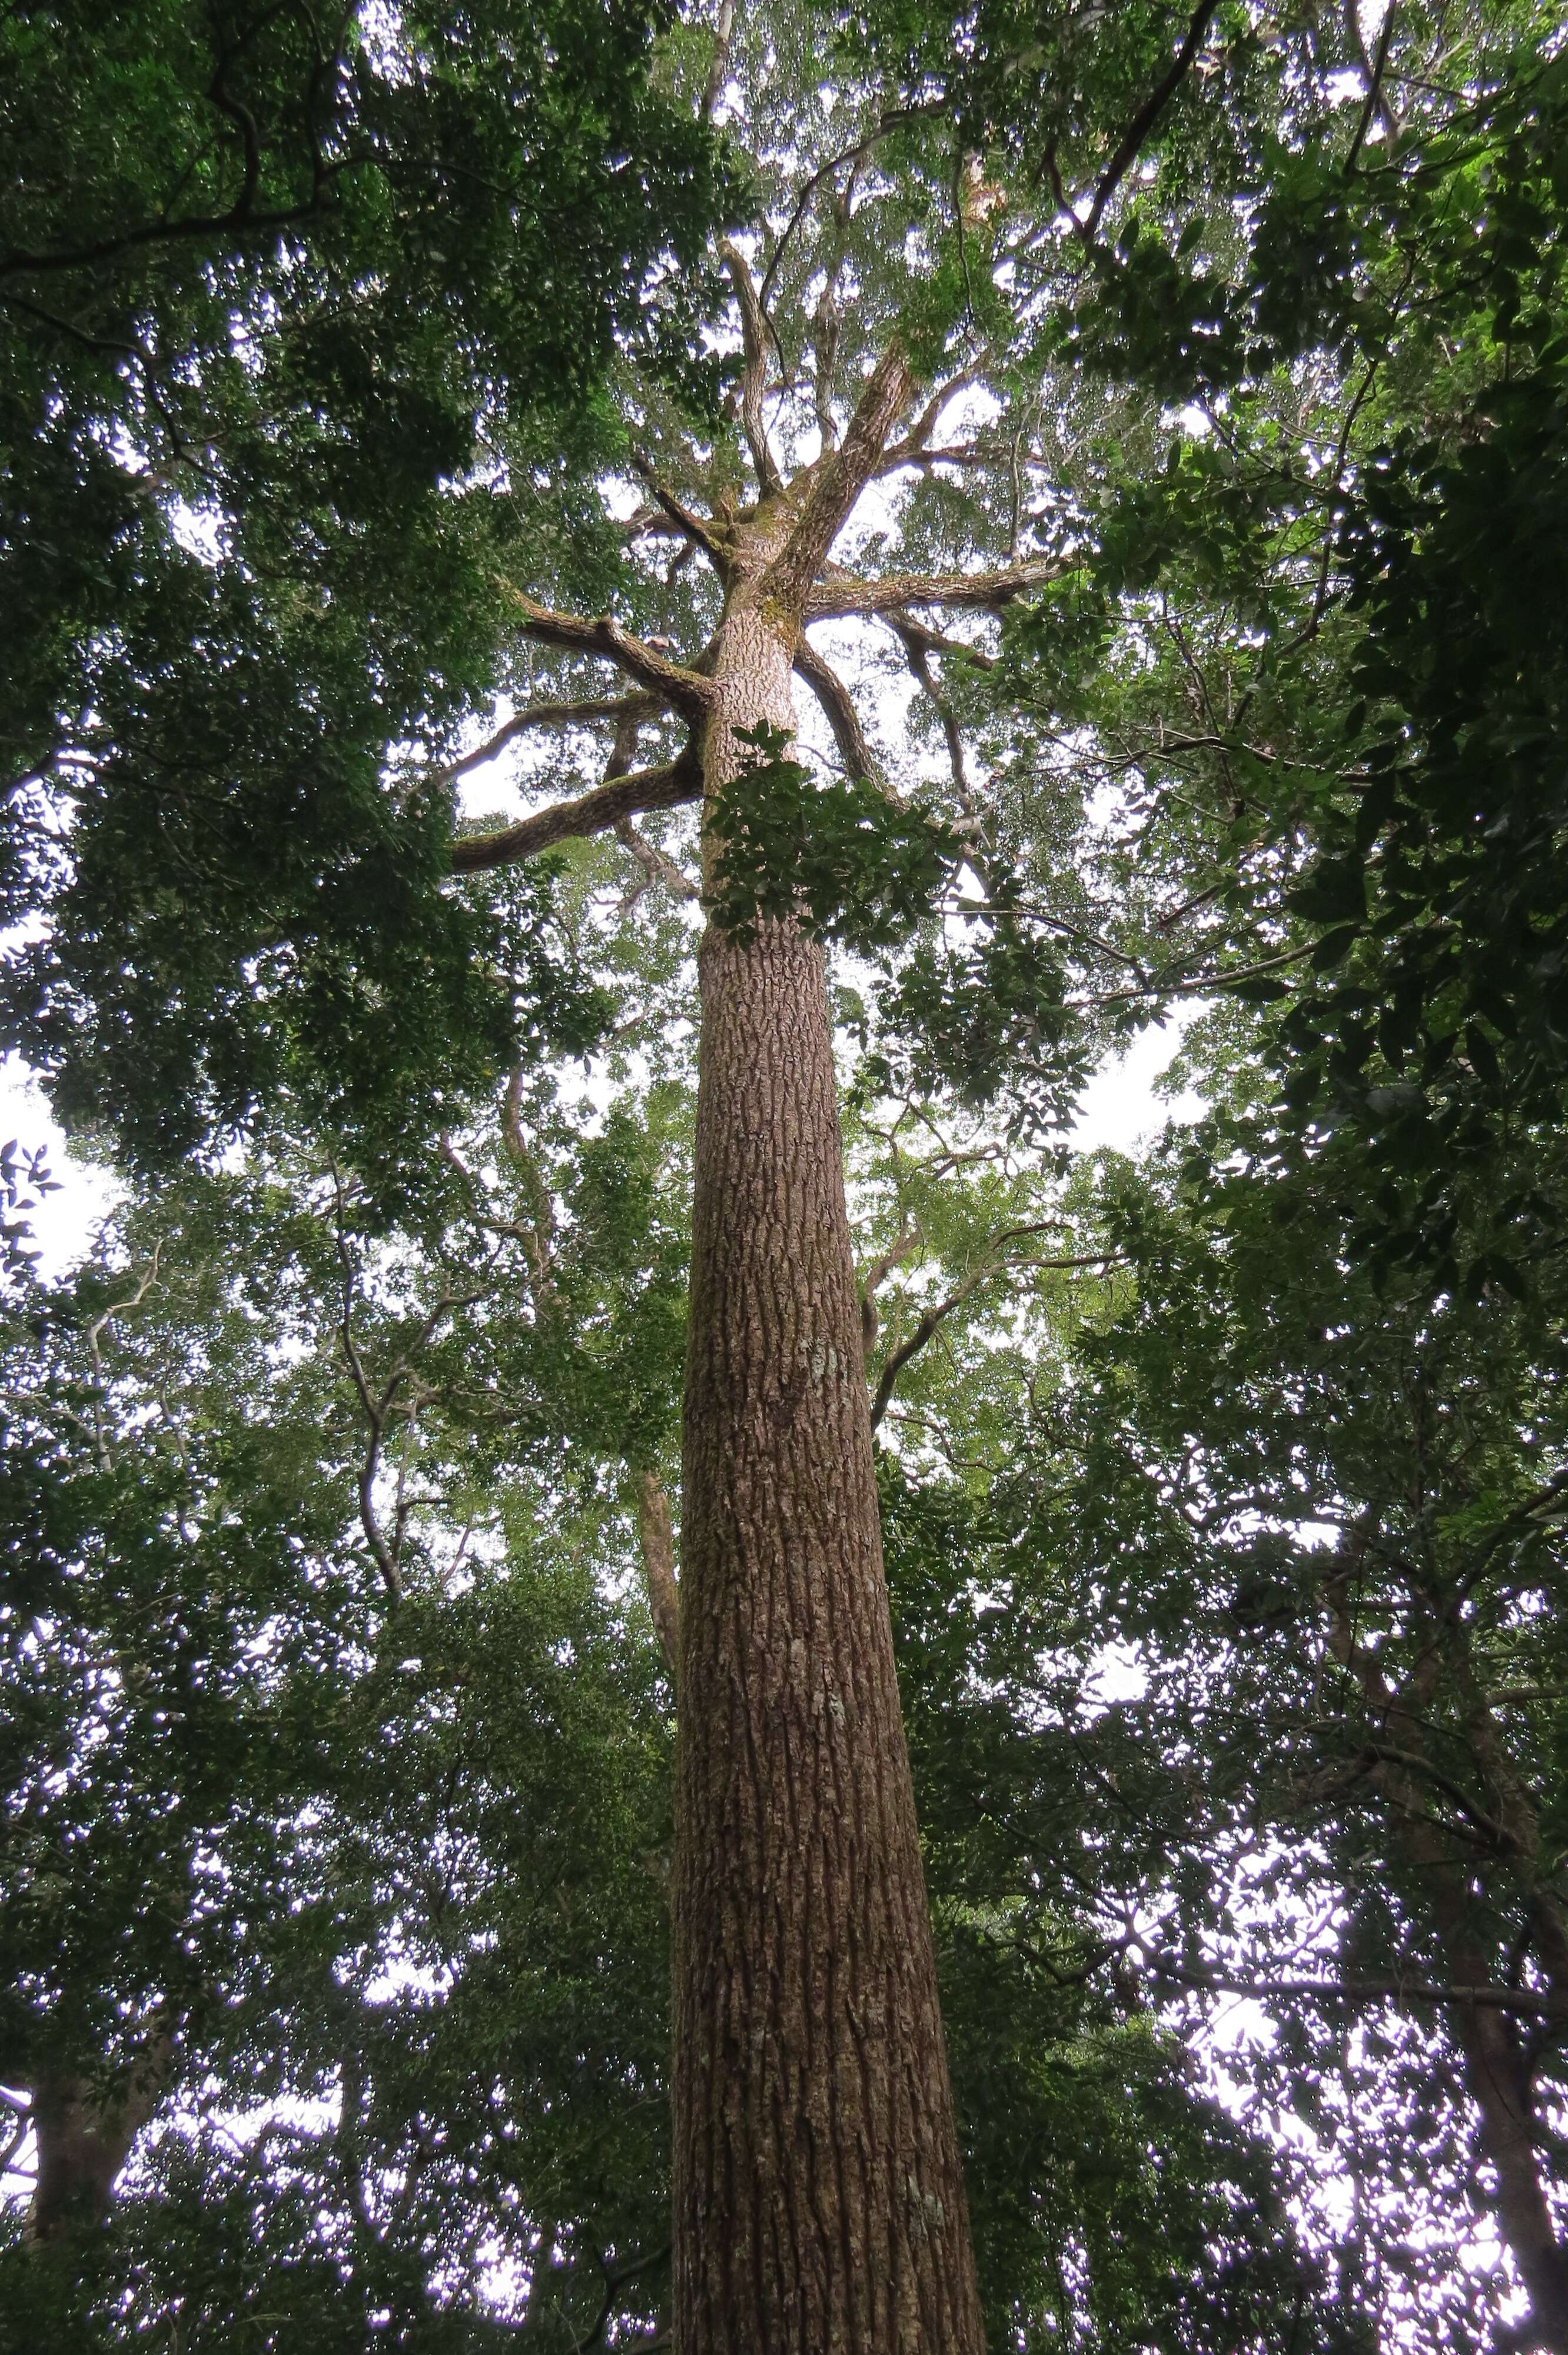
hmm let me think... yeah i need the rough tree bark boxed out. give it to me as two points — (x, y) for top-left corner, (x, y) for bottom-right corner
(671, 512), (986, 2354)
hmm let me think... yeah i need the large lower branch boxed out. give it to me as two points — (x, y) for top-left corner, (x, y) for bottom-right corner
(450, 748), (702, 875)
(765, 337), (915, 613)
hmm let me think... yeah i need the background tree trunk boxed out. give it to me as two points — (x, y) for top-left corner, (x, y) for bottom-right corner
(672, 589), (985, 2354)
(1454, 2005), (1568, 2353)
(28, 2058), (165, 2241)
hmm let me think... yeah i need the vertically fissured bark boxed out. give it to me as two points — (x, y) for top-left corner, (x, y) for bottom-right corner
(672, 569), (985, 2354)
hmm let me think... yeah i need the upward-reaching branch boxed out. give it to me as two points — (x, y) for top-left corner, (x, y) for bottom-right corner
(889, 357), (991, 462)
(808, 169), (863, 450)
(629, 452), (731, 566)
(700, 0), (736, 125)
(1084, 0), (1223, 238)
(869, 1240), (1119, 1429)
(721, 240), (785, 498)
(634, 1471), (682, 1686)
(765, 337), (915, 613)
(758, 105), (936, 317)
(1345, 1), (1401, 174)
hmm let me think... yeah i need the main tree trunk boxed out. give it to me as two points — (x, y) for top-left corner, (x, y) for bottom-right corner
(672, 590), (985, 2354)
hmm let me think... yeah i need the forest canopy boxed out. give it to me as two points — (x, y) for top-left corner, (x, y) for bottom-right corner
(3, 2), (1567, 2351)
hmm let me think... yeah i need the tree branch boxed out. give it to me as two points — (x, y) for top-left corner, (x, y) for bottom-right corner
(860, 1222), (921, 1351)
(450, 749), (703, 875)
(1138, 1946), (1568, 2019)
(720, 240), (785, 497)
(870, 1242), (1117, 1428)
(331, 1189), (403, 1607)
(440, 694), (665, 786)
(766, 336), (916, 613)
(793, 636), (886, 793)
(1084, 0), (1223, 240)
(498, 589), (716, 720)
(885, 612), (997, 672)
(0, 177), (354, 280)
(758, 110), (930, 318)
(628, 452), (730, 565)
(875, 356), (992, 473)
(1346, 1), (1401, 173)
(700, 0), (736, 124)
(634, 1472), (681, 1687)
(875, 443), (999, 477)
(890, 611), (971, 801)
(615, 821), (700, 903)
(805, 555), (1062, 619)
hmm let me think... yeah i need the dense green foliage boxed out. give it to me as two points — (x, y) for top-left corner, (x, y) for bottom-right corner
(2, 0), (728, 1165)
(956, 8), (1568, 1276)
(0, 1107), (1351, 2350)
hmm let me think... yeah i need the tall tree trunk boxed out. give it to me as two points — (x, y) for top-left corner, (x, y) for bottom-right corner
(672, 583), (985, 2354)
